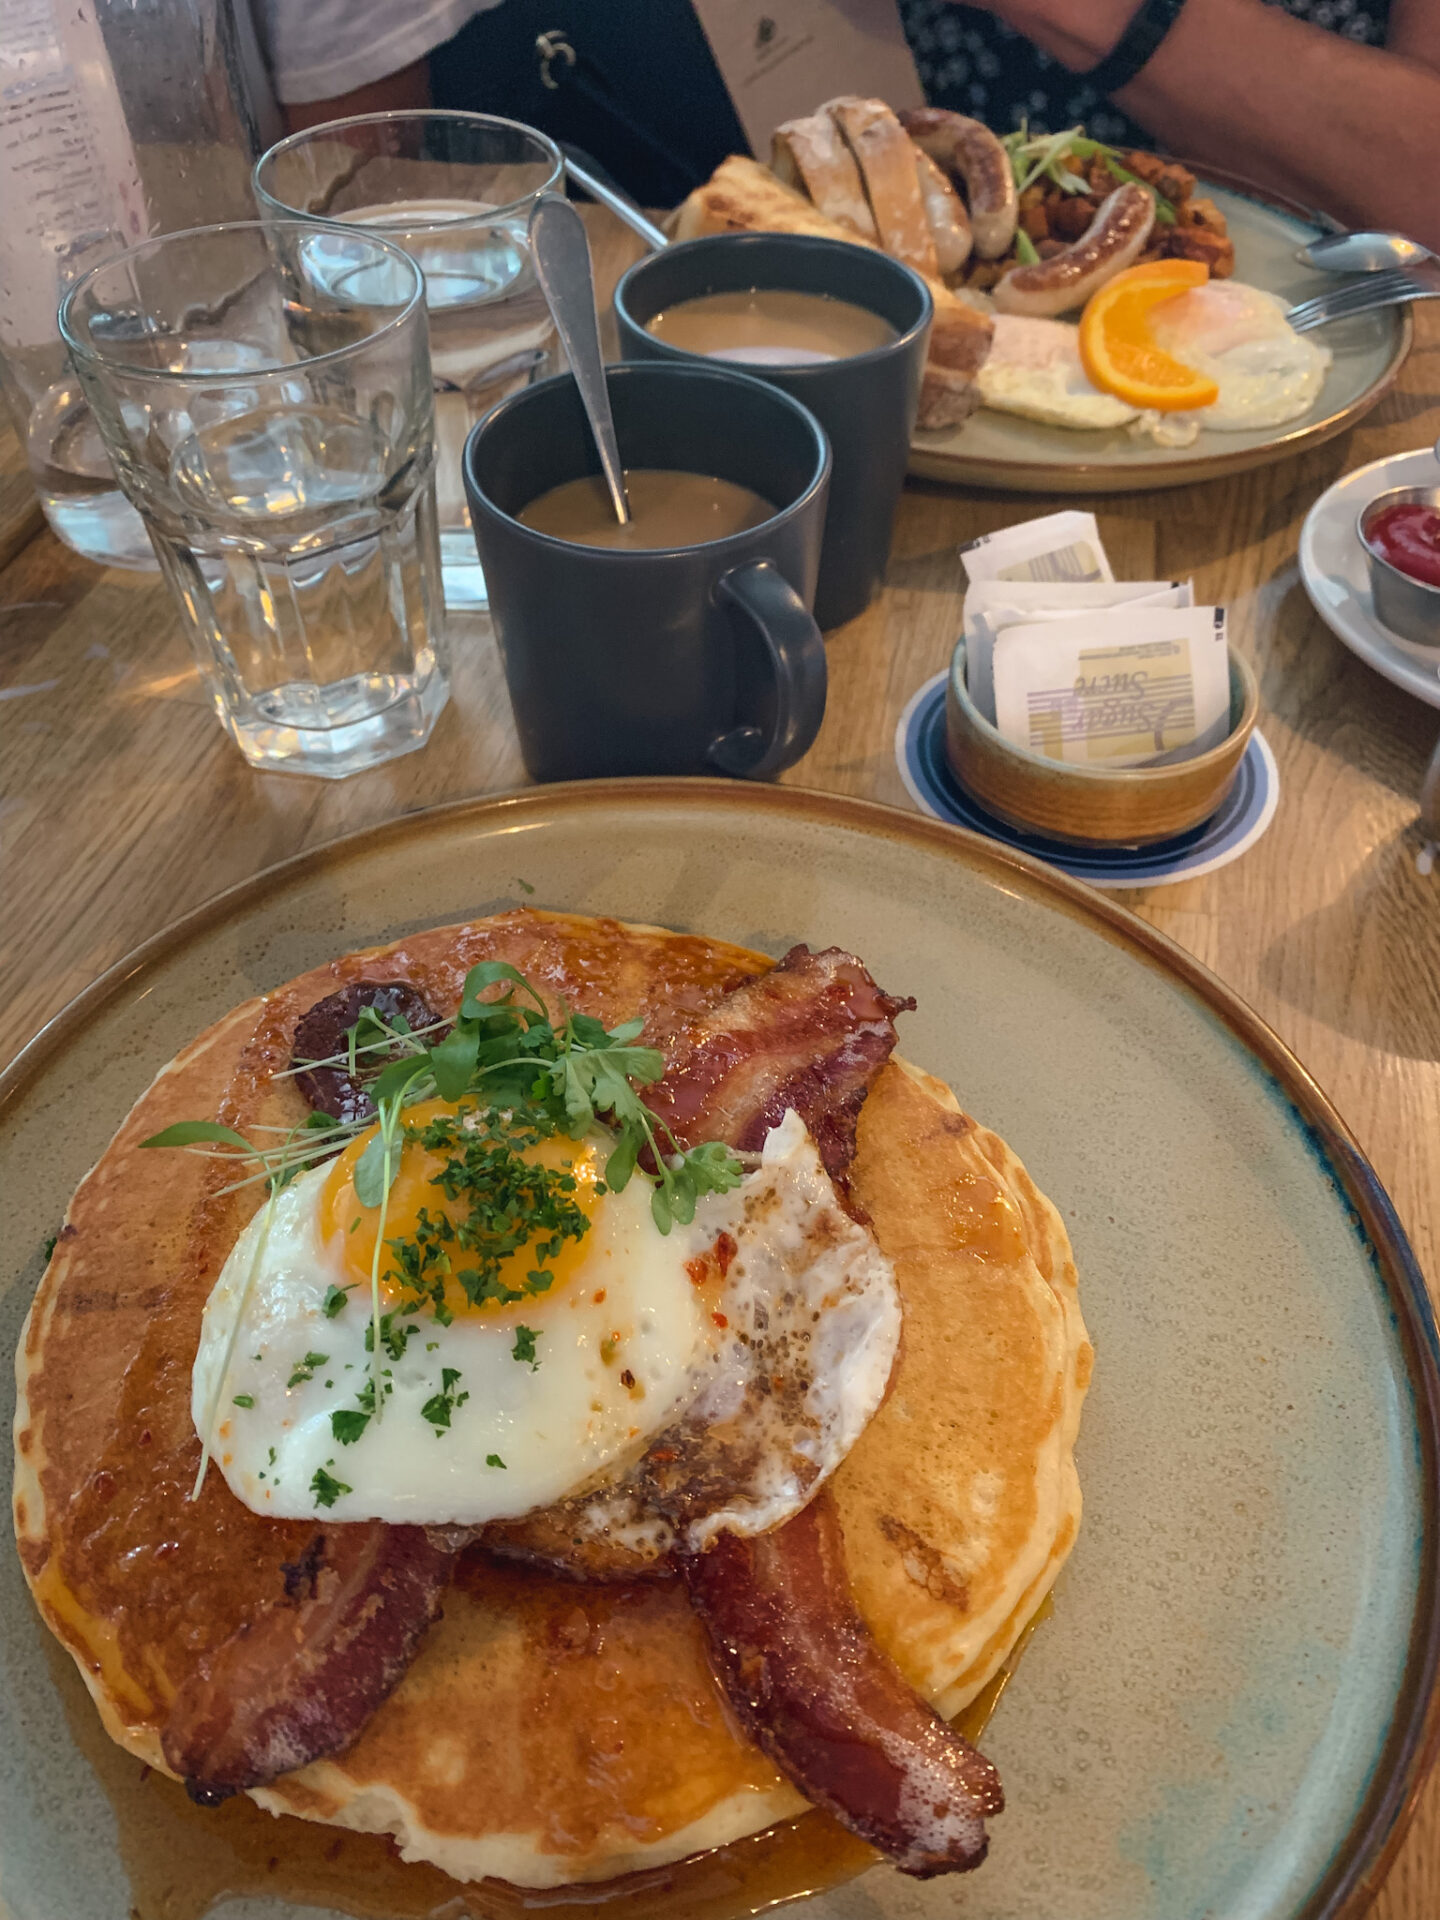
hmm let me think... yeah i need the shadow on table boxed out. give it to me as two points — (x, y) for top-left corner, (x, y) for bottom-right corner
(1259, 817), (1440, 1062)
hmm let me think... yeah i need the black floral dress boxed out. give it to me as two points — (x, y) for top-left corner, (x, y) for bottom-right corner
(899, 0), (1393, 146)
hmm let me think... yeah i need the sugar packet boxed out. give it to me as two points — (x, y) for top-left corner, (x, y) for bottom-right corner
(992, 606), (1231, 768)
(959, 510), (1114, 587)
(964, 579), (1194, 724)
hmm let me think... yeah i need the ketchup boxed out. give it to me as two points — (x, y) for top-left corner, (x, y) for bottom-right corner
(1367, 502), (1440, 589)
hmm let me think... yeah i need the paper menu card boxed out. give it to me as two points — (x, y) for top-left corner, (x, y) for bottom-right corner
(992, 607), (1232, 769)
(689, 0), (923, 155)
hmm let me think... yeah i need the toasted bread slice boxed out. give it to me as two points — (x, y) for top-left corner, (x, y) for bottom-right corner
(772, 112), (878, 240)
(825, 97), (939, 279)
(669, 154), (879, 248)
(919, 286), (992, 428)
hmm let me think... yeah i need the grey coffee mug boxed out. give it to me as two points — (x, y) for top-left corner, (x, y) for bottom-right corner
(463, 361), (830, 783)
(613, 233), (932, 631)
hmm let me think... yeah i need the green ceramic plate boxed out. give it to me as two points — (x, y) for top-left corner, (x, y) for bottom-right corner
(909, 179), (1412, 493)
(1, 782), (1436, 1920)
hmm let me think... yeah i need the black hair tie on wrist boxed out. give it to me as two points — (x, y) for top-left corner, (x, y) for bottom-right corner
(1083, 0), (1190, 96)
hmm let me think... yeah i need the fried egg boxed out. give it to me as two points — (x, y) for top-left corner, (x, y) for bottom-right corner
(977, 314), (1140, 431)
(193, 1104), (901, 1530)
(1147, 279), (1332, 431)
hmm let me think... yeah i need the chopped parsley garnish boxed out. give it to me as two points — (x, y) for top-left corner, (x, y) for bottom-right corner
(385, 1112), (590, 1321)
(232, 1394), (255, 1409)
(512, 1325), (539, 1369)
(422, 1368), (469, 1433)
(486, 1453), (507, 1469)
(330, 1373), (385, 1446)
(364, 1313), (416, 1362)
(323, 1283), (353, 1318)
(311, 1467), (351, 1508)
(287, 1351), (329, 1388)
(42, 1234), (58, 1262)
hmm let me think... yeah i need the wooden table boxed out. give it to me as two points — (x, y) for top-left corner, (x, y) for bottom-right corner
(3, 212), (1438, 1919)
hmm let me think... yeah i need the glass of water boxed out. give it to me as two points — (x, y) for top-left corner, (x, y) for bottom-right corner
(254, 111), (564, 611)
(59, 219), (449, 779)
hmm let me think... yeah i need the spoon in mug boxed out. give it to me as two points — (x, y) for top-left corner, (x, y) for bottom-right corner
(1298, 230), (1436, 274)
(528, 192), (631, 525)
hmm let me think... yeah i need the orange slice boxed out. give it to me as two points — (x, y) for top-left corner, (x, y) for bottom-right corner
(1078, 260), (1220, 412)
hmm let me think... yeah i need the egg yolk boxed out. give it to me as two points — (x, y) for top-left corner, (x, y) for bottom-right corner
(319, 1099), (604, 1317)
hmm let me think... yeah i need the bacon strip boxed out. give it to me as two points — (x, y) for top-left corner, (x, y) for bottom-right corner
(644, 945), (915, 1190)
(684, 1491), (1003, 1876)
(162, 1523), (464, 1795)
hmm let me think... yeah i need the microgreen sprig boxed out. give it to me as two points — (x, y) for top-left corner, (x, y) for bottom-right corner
(1000, 123), (1177, 225)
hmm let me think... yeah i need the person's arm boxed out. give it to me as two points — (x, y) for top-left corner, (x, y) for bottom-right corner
(282, 56), (431, 134)
(981, 0), (1440, 249)
(255, 0), (499, 135)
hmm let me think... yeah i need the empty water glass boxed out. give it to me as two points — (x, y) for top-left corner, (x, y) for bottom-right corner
(60, 219), (449, 778)
(254, 111), (564, 611)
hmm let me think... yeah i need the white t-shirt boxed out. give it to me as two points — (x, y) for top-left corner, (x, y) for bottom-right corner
(256, 0), (502, 104)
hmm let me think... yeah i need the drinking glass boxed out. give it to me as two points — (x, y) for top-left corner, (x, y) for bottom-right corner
(60, 220), (450, 779)
(254, 111), (564, 611)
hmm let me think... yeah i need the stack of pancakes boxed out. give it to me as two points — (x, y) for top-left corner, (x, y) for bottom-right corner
(14, 911), (1090, 1888)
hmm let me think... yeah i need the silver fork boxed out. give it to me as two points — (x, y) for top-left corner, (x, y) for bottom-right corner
(1288, 267), (1440, 332)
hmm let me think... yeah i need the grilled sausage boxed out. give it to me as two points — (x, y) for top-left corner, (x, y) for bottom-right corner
(913, 147), (973, 274)
(992, 183), (1155, 317)
(899, 108), (1018, 259)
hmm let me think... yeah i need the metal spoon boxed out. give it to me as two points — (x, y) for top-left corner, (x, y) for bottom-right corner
(528, 192), (630, 524)
(564, 156), (669, 253)
(1298, 230), (1436, 274)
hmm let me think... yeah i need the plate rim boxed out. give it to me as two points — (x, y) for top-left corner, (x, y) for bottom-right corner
(3, 776), (1438, 1920)
(908, 175), (1413, 492)
(1298, 445), (1440, 712)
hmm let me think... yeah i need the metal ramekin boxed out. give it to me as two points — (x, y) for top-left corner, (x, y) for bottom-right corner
(1358, 486), (1440, 658)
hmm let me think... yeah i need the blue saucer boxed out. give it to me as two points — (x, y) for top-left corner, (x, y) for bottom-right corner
(895, 671), (1279, 889)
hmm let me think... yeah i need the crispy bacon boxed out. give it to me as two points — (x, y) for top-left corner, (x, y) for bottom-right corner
(644, 945), (915, 1190)
(162, 1523), (464, 1795)
(684, 1491), (1003, 1876)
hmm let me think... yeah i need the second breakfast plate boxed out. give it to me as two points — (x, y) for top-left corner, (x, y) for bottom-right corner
(0, 783), (1436, 1920)
(909, 179), (1412, 493)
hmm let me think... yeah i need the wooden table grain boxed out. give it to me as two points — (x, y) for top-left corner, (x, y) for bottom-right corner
(2, 211), (1438, 1920)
